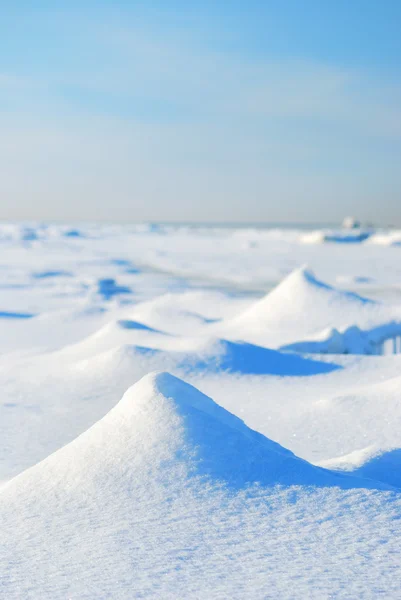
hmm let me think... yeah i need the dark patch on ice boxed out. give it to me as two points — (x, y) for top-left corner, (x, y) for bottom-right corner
(324, 232), (372, 243)
(110, 259), (141, 274)
(21, 228), (39, 241)
(97, 279), (132, 300)
(203, 317), (219, 324)
(32, 270), (72, 279)
(110, 259), (131, 267)
(117, 320), (166, 334)
(132, 345), (160, 356)
(147, 223), (165, 234)
(64, 229), (84, 238)
(0, 311), (35, 319)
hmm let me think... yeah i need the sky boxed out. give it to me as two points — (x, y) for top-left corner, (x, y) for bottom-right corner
(1, 1), (401, 225)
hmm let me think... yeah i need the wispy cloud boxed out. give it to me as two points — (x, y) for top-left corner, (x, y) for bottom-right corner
(0, 7), (400, 223)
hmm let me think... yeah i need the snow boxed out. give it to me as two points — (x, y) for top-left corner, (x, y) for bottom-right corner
(281, 322), (401, 355)
(1, 373), (400, 599)
(215, 265), (401, 351)
(1, 222), (401, 598)
(368, 230), (401, 246)
(318, 445), (401, 489)
(301, 229), (373, 243)
(300, 226), (401, 247)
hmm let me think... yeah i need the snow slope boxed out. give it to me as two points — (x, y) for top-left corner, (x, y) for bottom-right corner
(0, 336), (338, 481)
(1, 373), (400, 599)
(1, 222), (401, 598)
(217, 266), (401, 352)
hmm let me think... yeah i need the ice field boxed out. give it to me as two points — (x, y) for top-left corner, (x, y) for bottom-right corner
(1, 222), (401, 598)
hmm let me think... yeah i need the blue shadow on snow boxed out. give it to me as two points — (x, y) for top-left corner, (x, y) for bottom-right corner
(178, 340), (340, 376)
(0, 311), (35, 319)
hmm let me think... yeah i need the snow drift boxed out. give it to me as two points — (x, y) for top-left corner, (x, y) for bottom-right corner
(1, 372), (371, 494)
(176, 339), (339, 375)
(1, 373), (399, 599)
(319, 445), (401, 490)
(217, 266), (376, 345)
(281, 322), (401, 355)
(217, 266), (401, 354)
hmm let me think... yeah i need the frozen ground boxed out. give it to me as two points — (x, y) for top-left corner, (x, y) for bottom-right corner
(0, 222), (401, 598)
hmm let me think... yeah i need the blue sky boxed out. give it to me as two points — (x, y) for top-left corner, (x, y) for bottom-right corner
(1, 1), (400, 224)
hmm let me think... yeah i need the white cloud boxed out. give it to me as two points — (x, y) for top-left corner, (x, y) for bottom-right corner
(0, 10), (400, 223)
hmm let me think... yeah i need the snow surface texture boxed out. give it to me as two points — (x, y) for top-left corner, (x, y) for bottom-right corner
(215, 266), (401, 352)
(1, 373), (400, 599)
(1, 222), (401, 598)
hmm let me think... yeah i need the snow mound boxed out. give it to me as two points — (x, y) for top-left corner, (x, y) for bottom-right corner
(63, 322), (339, 375)
(1, 378), (400, 598)
(1, 373), (388, 498)
(217, 266), (379, 348)
(119, 290), (246, 335)
(60, 318), (172, 360)
(71, 344), (170, 378)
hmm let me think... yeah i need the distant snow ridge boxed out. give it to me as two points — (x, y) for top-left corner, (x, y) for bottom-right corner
(368, 230), (401, 246)
(300, 225), (401, 245)
(301, 228), (372, 244)
(300, 226), (401, 246)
